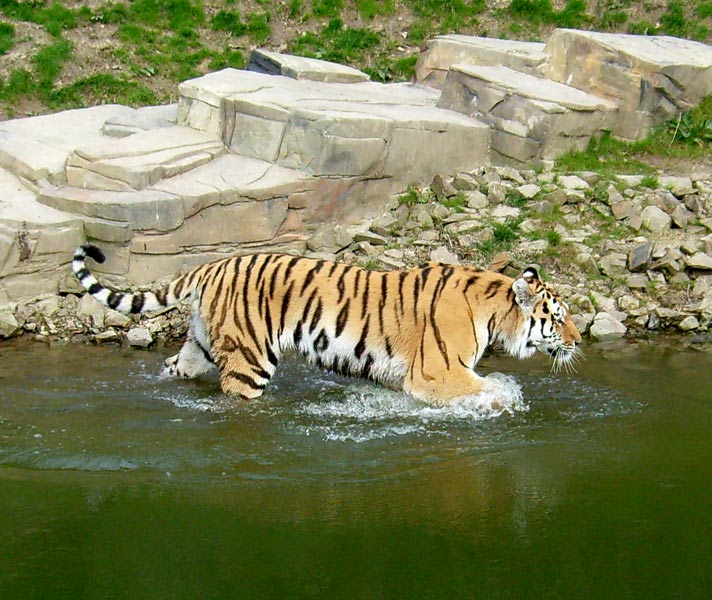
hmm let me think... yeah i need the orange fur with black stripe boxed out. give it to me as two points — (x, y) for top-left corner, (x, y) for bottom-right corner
(73, 244), (580, 404)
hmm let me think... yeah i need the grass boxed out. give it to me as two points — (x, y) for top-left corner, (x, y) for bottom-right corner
(0, 0), (710, 120)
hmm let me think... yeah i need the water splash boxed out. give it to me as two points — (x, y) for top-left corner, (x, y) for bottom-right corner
(296, 372), (528, 443)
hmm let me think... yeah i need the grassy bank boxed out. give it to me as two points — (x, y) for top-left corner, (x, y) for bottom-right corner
(0, 1), (711, 119)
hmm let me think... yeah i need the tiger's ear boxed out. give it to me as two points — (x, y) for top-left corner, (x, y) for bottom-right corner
(512, 266), (541, 312)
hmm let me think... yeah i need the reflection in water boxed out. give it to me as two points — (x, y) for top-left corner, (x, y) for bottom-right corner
(1, 341), (711, 598)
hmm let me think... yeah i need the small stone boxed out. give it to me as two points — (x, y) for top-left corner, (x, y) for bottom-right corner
(626, 273), (648, 289)
(641, 205), (671, 233)
(0, 311), (19, 338)
(383, 248), (404, 260)
(429, 246), (460, 265)
(558, 175), (589, 190)
(488, 252), (513, 272)
(589, 312), (627, 341)
(126, 326), (153, 348)
(628, 242), (653, 272)
(431, 174), (458, 200)
(34, 296), (61, 317)
(491, 205), (521, 220)
(465, 190), (488, 209)
(611, 200), (638, 220)
(686, 252), (712, 270)
(659, 176), (695, 197)
(105, 310), (132, 328)
(600, 252), (627, 276)
(487, 182), (507, 204)
(95, 329), (120, 343)
(516, 183), (540, 199)
(451, 172), (479, 191)
(353, 231), (388, 246)
(678, 316), (700, 331)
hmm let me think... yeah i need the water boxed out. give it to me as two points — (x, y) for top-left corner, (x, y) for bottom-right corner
(0, 341), (710, 599)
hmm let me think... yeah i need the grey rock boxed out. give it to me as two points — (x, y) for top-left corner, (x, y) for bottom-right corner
(626, 273), (648, 289)
(678, 316), (700, 331)
(671, 204), (691, 229)
(429, 246), (461, 265)
(352, 230), (388, 246)
(628, 242), (653, 272)
(660, 176), (695, 197)
(641, 205), (671, 233)
(0, 311), (19, 338)
(686, 252), (712, 270)
(126, 326), (153, 348)
(590, 312), (627, 341)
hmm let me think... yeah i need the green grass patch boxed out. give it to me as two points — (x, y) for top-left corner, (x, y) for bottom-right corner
(398, 186), (431, 207)
(0, 21), (14, 55)
(290, 18), (380, 63)
(356, 0), (395, 19)
(440, 193), (467, 212)
(659, 0), (709, 40)
(0, 0), (88, 36)
(210, 10), (247, 36)
(48, 73), (158, 109)
(557, 132), (658, 176)
(364, 54), (418, 82)
(508, 0), (589, 28)
(34, 38), (73, 88)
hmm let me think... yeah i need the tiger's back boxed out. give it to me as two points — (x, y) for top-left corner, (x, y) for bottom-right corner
(73, 245), (581, 404)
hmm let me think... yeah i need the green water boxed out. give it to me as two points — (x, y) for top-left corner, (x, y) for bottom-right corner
(0, 341), (710, 599)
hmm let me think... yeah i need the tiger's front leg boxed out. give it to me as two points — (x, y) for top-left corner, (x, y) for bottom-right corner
(404, 365), (485, 405)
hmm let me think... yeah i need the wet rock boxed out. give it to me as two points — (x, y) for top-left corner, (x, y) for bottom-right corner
(641, 205), (671, 233)
(590, 312), (627, 341)
(126, 326), (153, 348)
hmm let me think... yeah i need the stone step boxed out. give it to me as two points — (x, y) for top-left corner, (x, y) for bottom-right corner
(437, 64), (617, 167)
(545, 29), (712, 139)
(0, 168), (85, 303)
(0, 105), (137, 184)
(178, 68), (490, 189)
(248, 48), (370, 83)
(414, 34), (548, 88)
(66, 125), (225, 192)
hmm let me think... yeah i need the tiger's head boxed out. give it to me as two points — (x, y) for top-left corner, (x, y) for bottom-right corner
(512, 266), (581, 372)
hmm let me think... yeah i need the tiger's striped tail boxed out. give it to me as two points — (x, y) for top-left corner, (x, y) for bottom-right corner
(72, 244), (191, 314)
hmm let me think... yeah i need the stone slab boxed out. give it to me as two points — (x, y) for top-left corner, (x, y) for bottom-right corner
(38, 184), (184, 232)
(102, 104), (178, 138)
(66, 126), (225, 191)
(151, 154), (313, 216)
(180, 68), (488, 181)
(438, 64), (615, 166)
(248, 49), (370, 83)
(415, 35), (548, 88)
(545, 29), (712, 139)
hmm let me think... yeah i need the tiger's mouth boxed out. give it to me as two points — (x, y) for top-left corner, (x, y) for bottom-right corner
(548, 344), (580, 374)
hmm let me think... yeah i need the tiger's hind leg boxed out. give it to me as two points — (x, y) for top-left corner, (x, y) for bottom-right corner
(163, 302), (216, 379)
(164, 338), (216, 379)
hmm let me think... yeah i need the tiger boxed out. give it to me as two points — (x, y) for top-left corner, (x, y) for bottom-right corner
(72, 244), (581, 405)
